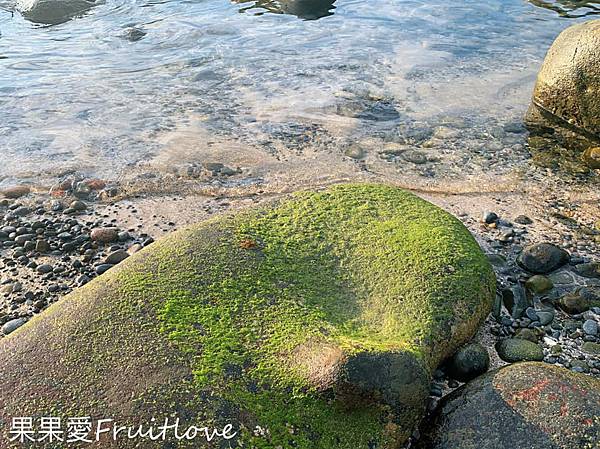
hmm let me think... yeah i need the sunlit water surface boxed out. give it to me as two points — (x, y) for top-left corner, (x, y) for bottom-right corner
(0, 0), (597, 192)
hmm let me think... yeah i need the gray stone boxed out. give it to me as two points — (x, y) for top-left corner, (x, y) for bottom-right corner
(103, 250), (129, 265)
(36, 264), (53, 274)
(95, 264), (114, 275)
(583, 319), (598, 336)
(536, 310), (555, 326)
(90, 227), (119, 243)
(2, 318), (26, 335)
(418, 363), (600, 449)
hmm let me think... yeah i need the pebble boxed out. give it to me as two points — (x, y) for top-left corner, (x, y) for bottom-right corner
(446, 343), (490, 382)
(536, 310), (555, 326)
(36, 264), (53, 274)
(583, 319), (598, 336)
(127, 243), (143, 255)
(70, 200), (87, 211)
(482, 211), (498, 224)
(1, 186), (30, 199)
(495, 338), (544, 363)
(514, 215), (532, 225)
(103, 250), (129, 265)
(525, 275), (553, 294)
(525, 307), (539, 322)
(90, 227), (119, 243)
(95, 264), (115, 275)
(1, 318), (26, 335)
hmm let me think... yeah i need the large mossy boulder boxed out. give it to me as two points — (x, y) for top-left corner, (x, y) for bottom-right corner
(0, 184), (495, 449)
(526, 20), (600, 142)
(417, 362), (600, 449)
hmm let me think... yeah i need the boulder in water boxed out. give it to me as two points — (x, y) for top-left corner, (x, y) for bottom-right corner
(526, 20), (600, 144)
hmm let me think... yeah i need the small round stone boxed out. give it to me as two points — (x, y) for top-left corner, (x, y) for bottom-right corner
(36, 264), (53, 274)
(446, 343), (490, 382)
(495, 338), (544, 363)
(583, 319), (598, 336)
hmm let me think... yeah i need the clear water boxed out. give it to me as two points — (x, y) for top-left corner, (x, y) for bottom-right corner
(0, 0), (596, 192)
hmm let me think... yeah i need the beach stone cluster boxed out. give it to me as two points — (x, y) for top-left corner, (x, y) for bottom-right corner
(0, 193), (153, 336)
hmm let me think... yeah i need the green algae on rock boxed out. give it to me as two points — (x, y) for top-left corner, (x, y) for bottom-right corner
(417, 362), (600, 449)
(0, 184), (495, 449)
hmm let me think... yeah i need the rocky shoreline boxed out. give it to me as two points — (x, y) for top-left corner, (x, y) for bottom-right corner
(1, 15), (600, 449)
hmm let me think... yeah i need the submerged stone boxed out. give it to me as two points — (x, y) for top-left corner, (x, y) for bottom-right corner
(0, 184), (495, 448)
(417, 362), (600, 449)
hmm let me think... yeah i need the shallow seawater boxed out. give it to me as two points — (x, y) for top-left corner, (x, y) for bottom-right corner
(0, 0), (597, 192)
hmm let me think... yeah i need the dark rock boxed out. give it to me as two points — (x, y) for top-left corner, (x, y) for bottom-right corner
(36, 264), (53, 274)
(482, 211), (498, 224)
(103, 250), (129, 265)
(95, 264), (114, 275)
(502, 285), (531, 319)
(446, 343), (490, 382)
(517, 243), (569, 274)
(14, 234), (35, 246)
(13, 206), (30, 216)
(417, 363), (600, 449)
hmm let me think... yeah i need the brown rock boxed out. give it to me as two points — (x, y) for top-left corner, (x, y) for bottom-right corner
(558, 291), (590, 314)
(526, 20), (600, 139)
(1, 185), (30, 199)
(582, 147), (600, 169)
(90, 227), (119, 243)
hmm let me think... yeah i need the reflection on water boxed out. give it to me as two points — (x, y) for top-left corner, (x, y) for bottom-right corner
(528, 0), (600, 17)
(16, 0), (103, 25)
(235, 0), (336, 20)
(0, 0), (596, 194)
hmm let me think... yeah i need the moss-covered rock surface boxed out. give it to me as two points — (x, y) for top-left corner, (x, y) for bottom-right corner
(0, 184), (495, 449)
(417, 362), (600, 449)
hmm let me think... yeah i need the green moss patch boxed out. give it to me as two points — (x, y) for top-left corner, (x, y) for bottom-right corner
(0, 184), (495, 449)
